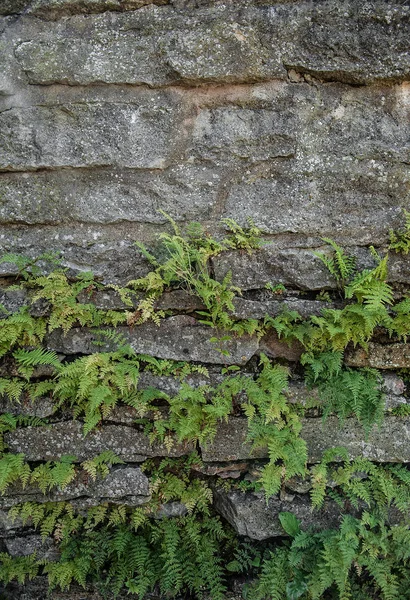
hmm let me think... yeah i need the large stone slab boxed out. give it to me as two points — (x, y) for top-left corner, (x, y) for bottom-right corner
(201, 416), (410, 463)
(190, 107), (296, 164)
(345, 343), (410, 369)
(213, 487), (350, 540)
(222, 157), (410, 240)
(10, 2), (410, 85)
(0, 465), (151, 509)
(303, 416), (410, 463)
(0, 224), (153, 285)
(27, 0), (168, 19)
(4, 420), (194, 462)
(0, 93), (188, 172)
(213, 246), (335, 291)
(0, 165), (221, 225)
(46, 315), (260, 365)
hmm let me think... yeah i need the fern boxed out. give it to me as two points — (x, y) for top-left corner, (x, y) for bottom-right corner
(389, 209), (410, 255)
(303, 352), (385, 432)
(314, 238), (356, 286)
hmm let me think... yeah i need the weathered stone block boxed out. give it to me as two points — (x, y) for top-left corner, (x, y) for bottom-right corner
(190, 107), (296, 163)
(345, 343), (410, 369)
(304, 416), (410, 463)
(0, 465), (151, 509)
(4, 420), (194, 462)
(213, 487), (350, 540)
(5, 535), (59, 560)
(0, 395), (55, 418)
(0, 165), (221, 225)
(213, 246), (335, 291)
(232, 297), (334, 320)
(0, 224), (153, 285)
(222, 158), (410, 240)
(46, 315), (259, 365)
(0, 94), (188, 171)
(259, 330), (303, 361)
(202, 416), (410, 463)
(27, 0), (168, 19)
(11, 3), (410, 85)
(200, 418), (260, 462)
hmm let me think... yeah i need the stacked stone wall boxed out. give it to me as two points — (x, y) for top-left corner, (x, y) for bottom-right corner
(0, 1), (410, 598)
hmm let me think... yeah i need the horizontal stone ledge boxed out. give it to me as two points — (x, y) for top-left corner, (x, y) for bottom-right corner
(4, 420), (194, 463)
(213, 486), (351, 540)
(1, 224), (408, 288)
(200, 416), (410, 463)
(0, 282), (336, 319)
(0, 165), (224, 226)
(46, 315), (260, 365)
(0, 465), (150, 509)
(9, 2), (410, 85)
(0, 224), (154, 285)
(0, 94), (189, 172)
(4, 535), (59, 560)
(26, 0), (169, 19)
(345, 343), (410, 369)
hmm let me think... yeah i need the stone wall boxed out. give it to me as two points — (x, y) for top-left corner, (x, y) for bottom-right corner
(1, 1), (410, 598)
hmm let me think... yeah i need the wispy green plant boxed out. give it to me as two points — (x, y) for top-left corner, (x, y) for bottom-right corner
(389, 209), (410, 255)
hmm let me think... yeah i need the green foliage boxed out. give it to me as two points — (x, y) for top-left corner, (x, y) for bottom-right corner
(0, 450), (122, 494)
(128, 215), (261, 329)
(310, 451), (410, 515)
(249, 489), (410, 600)
(302, 351), (385, 432)
(144, 355), (307, 500)
(53, 345), (142, 435)
(0, 307), (47, 357)
(0, 251), (61, 280)
(1, 225), (410, 600)
(314, 238), (356, 286)
(3, 463), (228, 599)
(389, 209), (410, 254)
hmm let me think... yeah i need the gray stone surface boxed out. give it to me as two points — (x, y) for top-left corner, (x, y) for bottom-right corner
(214, 245), (335, 291)
(0, 224), (153, 284)
(46, 315), (259, 365)
(4, 535), (59, 560)
(0, 466), (151, 509)
(0, 94), (188, 172)
(8, 3), (410, 86)
(213, 487), (350, 540)
(0, 165), (223, 225)
(0, 289), (27, 317)
(4, 420), (194, 463)
(303, 416), (410, 463)
(345, 343), (410, 369)
(27, 0), (169, 19)
(0, 394), (55, 418)
(200, 417), (264, 462)
(232, 297), (334, 320)
(202, 416), (410, 463)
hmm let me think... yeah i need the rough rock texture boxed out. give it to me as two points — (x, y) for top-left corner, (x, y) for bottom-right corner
(346, 342), (410, 369)
(7, 3), (410, 86)
(1, 2), (410, 598)
(0, 466), (151, 509)
(201, 416), (410, 463)
(4, 420), (194, 463)
(213, 487), (352, 540)
(46, 315), (259, 364)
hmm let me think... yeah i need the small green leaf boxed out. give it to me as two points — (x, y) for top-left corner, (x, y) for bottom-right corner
(286, 580), (308, 600)
(279, 512), (301, 537)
